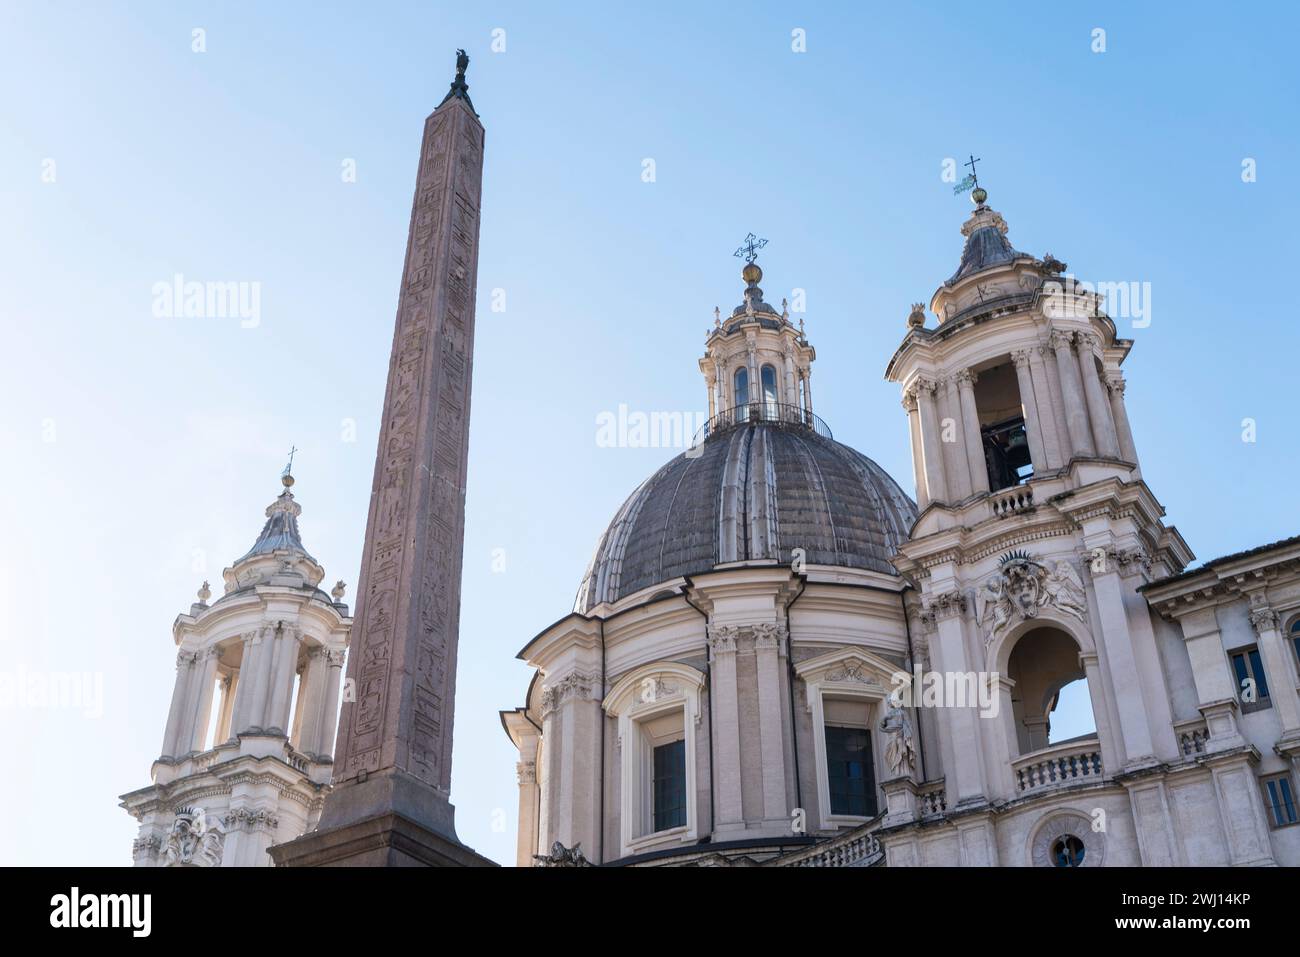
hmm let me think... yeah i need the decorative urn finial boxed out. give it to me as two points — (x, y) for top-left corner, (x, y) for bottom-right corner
(907, 303), (927, 328)
(331, 580), (347, 602)
(197, 580), (211, 603)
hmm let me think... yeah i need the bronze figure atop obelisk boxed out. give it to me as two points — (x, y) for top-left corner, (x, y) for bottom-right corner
(272, 51), (493, 867)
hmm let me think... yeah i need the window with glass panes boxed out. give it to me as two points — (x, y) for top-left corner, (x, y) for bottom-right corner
(1291, 619), (1300, 675)
(1229, 647), (1271, 712)
(1262, 773), (1298, 828)
(652, 740), (686, 831)
(825, 725), (876, 817)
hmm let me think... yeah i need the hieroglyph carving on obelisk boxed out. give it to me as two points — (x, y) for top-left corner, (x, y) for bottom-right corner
(330, 51), (484, 807)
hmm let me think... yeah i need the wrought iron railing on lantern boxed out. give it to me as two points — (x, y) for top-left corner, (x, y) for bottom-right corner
(691, 401), (833, 447)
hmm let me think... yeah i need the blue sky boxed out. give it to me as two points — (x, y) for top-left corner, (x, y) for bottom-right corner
(1, 2), (1296, 865)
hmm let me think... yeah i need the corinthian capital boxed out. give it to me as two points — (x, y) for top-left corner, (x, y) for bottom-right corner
(924, 590), (967, 622)
(954, 368), (978, 388)
(707, 624), (740, 657)
(1248, 598), (1279, 635)
(1049, 329), (1075, 351)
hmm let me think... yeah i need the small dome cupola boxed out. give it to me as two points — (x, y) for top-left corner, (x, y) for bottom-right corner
(222, 459), (325, 593)
(700, 235), (819, 436)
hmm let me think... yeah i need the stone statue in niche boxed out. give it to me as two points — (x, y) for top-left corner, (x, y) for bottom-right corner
(879, 699), (916, 778)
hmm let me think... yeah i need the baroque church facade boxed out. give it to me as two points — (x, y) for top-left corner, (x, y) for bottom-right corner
(501, 187), (1300, 868)
(116, 62), (1299, 865)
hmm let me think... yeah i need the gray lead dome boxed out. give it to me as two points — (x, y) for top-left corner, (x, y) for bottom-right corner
(574, 421), (917, 613)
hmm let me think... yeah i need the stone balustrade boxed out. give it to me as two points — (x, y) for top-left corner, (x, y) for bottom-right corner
(1011, 738), (1103, 794)
(785, 830), (882, 868)
(919, 779), (947, 817)
(1173, 718), (1210, 757)
(990, 484), (1034, 518)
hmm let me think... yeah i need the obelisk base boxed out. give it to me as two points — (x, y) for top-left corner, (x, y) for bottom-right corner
(269, 769), (497, 867)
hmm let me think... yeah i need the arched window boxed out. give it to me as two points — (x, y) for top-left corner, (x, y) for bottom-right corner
(761, 364), (779, 413)
(1290, 618), (1300, 674)
(733, 367), (749, 409)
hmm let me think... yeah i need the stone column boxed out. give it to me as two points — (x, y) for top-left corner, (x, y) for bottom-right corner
(714, 360), (725, 415)
(927, 593), (984, 804)
(515, 742), (540, 867)
(160, 651), (196, 758)
(1087, 553), (1156, 765)
(542, 671), (602, 855)
(705, 374), (716, 421)
(782, 352), (797, 407)
(272, 54), (493, 867)
(1248, 601), (1300, 737)
(940, 377), (972, 500)
(226, 632), (258, 737)
(1077, 334), (1121, 459)
(1038, 344), (1073, 467)
(903, 390), (929, 509)
(802, 370), (814, 415)
(1011, 350), (1048, 476)
(754, 624), (789, 825)
(295, 648), (328, 756)
(708, 626), (745, 833)
(185, 647), (220, 753)
(915, 379), (948, 504)
(1107, 375), (1140, 469)
(1028, 347), (1065, 469)
(1118, 566), (1180, 761)
(246, 624), (277, 733)
(1050, 331), (1095, 458)
(318, 650), (345, 757)
(1080, 653), (1121, 774)
(955, 370), (989, 495)
(213, 673), (235, 744)
(267, 625), (302, 735)
(746, 340), (759, 415)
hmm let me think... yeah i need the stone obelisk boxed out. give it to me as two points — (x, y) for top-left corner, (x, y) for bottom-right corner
(272, 51), (493, 867)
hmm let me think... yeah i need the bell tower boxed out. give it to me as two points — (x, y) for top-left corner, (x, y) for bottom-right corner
(120, 471), (353, 866)
(880, 181), (1201, 866)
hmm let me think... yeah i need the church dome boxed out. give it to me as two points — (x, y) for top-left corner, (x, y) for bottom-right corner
(574, 419), (917, 612)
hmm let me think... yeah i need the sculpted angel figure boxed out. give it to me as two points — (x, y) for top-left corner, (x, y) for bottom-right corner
(978, 576), (1014, 644)
(197, 822), (224, 867)
(879, 699), (917, 778)
(1045, 560), (1088, 622)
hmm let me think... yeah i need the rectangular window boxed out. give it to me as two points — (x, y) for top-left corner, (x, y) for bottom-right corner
(1290, 621), (1300, 675)
(1229, 647), (1271, 712)
(825, 725), (876, 817)
(652, 740), (686, 832)
(1261, 773), (1298, 829)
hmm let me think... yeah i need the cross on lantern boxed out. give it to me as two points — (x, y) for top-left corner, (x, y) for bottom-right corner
(964, 154), (981, 190)
(733, 233), (768, 264)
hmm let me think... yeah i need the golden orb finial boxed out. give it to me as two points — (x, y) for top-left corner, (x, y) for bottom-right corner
(971, 186), (988, 206)
(742, 262), (762, 284)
